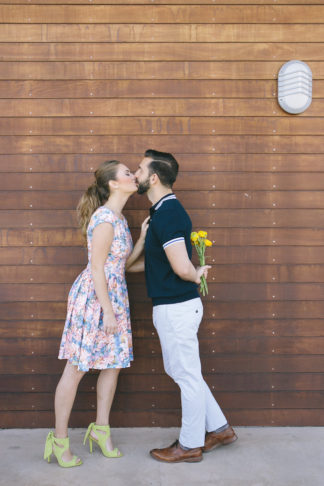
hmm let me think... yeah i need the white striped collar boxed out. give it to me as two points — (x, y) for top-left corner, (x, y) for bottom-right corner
(154, 194), (176, 211)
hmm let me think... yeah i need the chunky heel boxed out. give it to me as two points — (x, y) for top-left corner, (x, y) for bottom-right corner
(44, 431), (83, 468)
(83, 423), (122, 458)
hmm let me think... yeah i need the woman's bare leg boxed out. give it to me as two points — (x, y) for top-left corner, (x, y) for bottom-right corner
(54, 361), (85, 462)
(92, 368), (121, 453)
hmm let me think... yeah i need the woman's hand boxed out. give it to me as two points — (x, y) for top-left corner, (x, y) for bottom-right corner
(195, 265), (211, 284)
(103, 311), (118, 335)
(125, 216), (150, 272)
(139, 216), (150, 242)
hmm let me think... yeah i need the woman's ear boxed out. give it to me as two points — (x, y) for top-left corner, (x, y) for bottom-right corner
(108, 179), (119, 191)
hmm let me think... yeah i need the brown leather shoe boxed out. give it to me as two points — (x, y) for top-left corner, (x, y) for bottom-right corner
(150, 440), (203, 463)
(202, 426), (238, 453)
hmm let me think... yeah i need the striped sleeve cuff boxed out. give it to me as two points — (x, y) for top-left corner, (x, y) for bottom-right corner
(162, 237), (185, 250)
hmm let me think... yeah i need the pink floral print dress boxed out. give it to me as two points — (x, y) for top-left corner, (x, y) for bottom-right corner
(58, 206), (134, 371)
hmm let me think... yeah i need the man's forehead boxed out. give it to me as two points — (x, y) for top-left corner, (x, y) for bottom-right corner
(140, 157), (152, 168)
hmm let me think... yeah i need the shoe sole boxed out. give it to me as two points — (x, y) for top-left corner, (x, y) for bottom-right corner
(150, 452), (203, 463)
(202, 434), (238, 453)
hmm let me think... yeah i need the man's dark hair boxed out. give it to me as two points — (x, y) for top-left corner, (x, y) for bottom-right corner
(145, 149), (179, 188)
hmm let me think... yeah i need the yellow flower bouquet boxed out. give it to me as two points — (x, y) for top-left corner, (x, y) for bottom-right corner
(190, 230), (213, 296)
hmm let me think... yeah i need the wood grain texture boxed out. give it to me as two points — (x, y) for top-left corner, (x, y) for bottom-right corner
(4, 208), (324, 229)
(3, 391), (324, 412)
(4, 1), (324, 5)
(1, 23), (324, 43)
(5, 190), (324, 210)
(0, 80), (282, 99)
(2, 154), (324, 173)
(1, 5), (324, 24)
(4, 172), (324, 191)
(3, 43), (324, 62)
(1, 1), (324, 428)
(3, 135), (324, 155)
(3, 117), (324, 136)
(2, 61), (324, 80)
(4, 264), (324, 284)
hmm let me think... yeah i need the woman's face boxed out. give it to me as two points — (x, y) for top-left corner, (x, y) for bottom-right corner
(114, 164), (138, 194)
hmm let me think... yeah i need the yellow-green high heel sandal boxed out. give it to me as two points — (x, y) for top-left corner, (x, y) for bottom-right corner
(44, 431), (83, 468)
(83, 423), (123, 458)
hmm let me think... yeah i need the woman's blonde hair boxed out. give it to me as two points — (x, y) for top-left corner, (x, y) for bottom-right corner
(77, 160), (120, 239)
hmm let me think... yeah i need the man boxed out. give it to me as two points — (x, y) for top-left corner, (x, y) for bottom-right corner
(135, 149), (237, 463)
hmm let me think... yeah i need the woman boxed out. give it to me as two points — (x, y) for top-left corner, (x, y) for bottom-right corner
(44, 160), (149, 467)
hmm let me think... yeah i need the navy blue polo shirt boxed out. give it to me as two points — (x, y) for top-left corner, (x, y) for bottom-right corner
(144, 193), (199, 306)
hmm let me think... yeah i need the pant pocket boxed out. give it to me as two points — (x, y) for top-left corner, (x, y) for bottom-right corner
(194, 304), (203, 332)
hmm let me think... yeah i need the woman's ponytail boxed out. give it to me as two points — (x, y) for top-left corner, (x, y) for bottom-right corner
(77, 160), (120, 240)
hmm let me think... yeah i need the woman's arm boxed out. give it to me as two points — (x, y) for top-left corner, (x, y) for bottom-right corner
(125, 216), (150, 272)
(126, 256), (145, 273)
(91, 222), (117, 334)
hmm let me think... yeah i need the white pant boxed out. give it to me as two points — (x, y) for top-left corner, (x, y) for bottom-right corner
(153, 297), (227, 448)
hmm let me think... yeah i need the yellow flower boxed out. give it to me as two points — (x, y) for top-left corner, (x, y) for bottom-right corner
(198, 230), (207, 238)
(205, 239), (212, 247)
(190, 232), (199, 243)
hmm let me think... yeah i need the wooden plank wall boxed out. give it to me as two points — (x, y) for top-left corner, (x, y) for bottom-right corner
(1, 1), (324, 428)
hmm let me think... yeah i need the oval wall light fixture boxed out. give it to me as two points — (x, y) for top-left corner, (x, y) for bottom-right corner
(278, 60), (312, 114)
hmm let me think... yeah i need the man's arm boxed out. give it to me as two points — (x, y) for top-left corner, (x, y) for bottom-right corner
(164, 241), (210, 284)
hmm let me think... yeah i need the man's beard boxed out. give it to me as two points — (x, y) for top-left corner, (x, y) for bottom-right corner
(137, 177), (151, 194)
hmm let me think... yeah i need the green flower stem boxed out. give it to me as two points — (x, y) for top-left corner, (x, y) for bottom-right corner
(194, 240), (209, 296)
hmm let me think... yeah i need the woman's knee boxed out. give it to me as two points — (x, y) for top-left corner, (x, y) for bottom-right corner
(63, 362), (85, 382)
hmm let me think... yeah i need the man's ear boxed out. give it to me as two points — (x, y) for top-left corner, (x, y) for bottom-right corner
(150, 173), (159, 185)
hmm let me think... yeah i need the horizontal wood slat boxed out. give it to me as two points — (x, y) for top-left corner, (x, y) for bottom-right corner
(4, 1), (324, 5)
(4, 208), (324, 229)
(1, 23), (324, 43)
(6, 190), (324, 210)
(1, 6), (324, 24)
(3, 301), (324, 320)
(2, 335), (324, 356)
(2, 43), (324, 62)
(0, 80), (282, 99)
(2, 318), (324, 340)
(2, 409), (324, 428)
(4, 172), (324, 191)
(1, 372), (324, 393)
(2, 135), (324, 154)
(2, 354), (324, 377)
(2, 61), (324, 80)
(2, 117), (324, 136)
(4, 283), (324, 302)
(2, 154), (324, 173)
(4, 246), (324, 266)
(3, 390), (324, 412)
(0, 99), (298, 117)
(4, 229), (324, 247)
(7, 409), (324, 427)
(3, 264), (324, 284)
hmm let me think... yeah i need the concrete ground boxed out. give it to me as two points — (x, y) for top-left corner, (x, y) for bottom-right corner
(0, 427), (323, 486)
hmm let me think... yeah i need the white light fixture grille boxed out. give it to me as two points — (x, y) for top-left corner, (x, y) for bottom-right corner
(278, 60), (312, 114)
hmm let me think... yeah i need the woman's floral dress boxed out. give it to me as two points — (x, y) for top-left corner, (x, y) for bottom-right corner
(58, 206), (134, 371)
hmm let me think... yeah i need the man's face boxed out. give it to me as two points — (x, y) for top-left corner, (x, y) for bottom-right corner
(135, 157), (152, 194)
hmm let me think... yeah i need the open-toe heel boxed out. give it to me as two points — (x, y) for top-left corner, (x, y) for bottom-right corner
(83, 423), (122, 458)
(44, 431), (82, 468)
